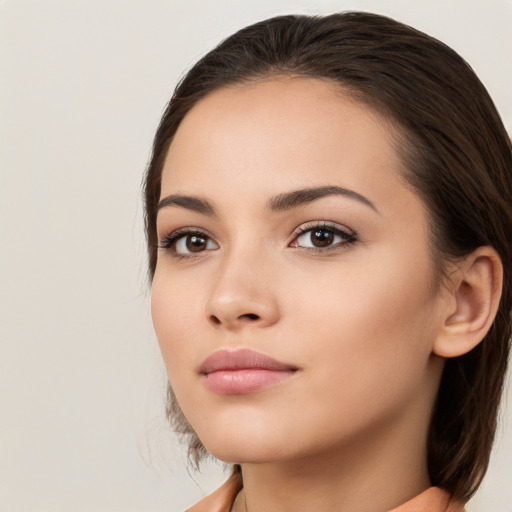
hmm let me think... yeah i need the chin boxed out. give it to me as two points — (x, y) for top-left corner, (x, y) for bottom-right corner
(207, 443), (285, 465)
(198, 424), (294, 465)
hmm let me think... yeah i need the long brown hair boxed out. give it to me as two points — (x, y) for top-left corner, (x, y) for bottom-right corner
(143, 12), (512, 501)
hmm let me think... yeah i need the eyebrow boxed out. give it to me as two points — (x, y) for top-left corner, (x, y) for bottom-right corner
(157, 185), (378, 216)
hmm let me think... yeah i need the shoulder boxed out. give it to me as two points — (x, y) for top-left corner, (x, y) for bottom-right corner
(185, 478), (465, 512)
(185, 471), (243, 512)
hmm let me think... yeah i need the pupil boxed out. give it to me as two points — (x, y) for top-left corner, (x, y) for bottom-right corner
(312, 229), (333, 247)
(187, 235), (207, 252)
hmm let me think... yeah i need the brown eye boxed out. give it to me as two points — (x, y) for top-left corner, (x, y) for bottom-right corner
(186, 234), (208, 252)
(311, 229), (334, 247)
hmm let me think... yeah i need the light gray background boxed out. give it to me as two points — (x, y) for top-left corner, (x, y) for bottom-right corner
(1, 1), (511, 511)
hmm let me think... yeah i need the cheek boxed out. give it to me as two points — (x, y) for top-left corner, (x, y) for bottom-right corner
(151, 269), (204, 379)
(290, 248), (438, 396)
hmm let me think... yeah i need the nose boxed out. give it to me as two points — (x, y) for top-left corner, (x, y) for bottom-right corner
(205, 247), (280, 331)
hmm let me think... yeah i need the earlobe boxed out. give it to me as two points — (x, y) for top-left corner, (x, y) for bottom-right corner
(433, 246), (503, 358)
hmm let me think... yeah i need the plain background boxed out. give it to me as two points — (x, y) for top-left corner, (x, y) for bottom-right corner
(1, 0), (511, 510)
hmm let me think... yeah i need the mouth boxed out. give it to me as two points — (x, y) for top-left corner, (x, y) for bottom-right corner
(199, 348), (299, 395)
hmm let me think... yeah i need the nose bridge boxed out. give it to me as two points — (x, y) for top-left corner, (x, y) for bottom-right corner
(205, 235), (280, 329)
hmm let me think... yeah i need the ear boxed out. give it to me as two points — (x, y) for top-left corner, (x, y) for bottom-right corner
(433, 246), (503, 358)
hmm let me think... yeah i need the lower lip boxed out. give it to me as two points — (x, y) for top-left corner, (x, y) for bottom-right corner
(203, 369), (296, 395)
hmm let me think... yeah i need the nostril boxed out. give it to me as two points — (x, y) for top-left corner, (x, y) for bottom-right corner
(209, 315), (221, 325)
(208, 312), (261, 326)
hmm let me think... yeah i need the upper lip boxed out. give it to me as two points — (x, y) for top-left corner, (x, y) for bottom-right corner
(199, 348), (298, 374)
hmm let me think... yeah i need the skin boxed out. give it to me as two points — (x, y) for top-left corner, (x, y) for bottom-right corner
(151, 77), (495, 511)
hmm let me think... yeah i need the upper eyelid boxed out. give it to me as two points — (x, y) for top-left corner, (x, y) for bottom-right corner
(291, 220), (356, 237)
(158, 226), (211, 241)
(159, 221), (352, 236)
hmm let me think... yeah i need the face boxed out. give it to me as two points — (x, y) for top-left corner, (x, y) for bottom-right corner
(151, 77), (447, 465)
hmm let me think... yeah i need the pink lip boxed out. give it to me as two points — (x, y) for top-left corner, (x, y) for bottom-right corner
(199, 349), (299, 395)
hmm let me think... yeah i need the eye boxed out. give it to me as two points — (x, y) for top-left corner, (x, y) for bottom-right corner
(290, 222), (356, 251)
(158, 229), (219, 258)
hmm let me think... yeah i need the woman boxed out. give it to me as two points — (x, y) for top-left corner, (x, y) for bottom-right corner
(143, 12), (512, 512)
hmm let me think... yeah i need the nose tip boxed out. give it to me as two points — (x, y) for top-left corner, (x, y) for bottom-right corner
(205, 275), (280, 330)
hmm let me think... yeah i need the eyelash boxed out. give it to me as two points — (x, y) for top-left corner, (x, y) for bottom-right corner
(290, 222), (357, 253)
(157, 227), (213, 261)
(157, 222), (357, 260)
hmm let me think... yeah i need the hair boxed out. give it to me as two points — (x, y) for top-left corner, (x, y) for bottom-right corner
(143, 11), (512, 502)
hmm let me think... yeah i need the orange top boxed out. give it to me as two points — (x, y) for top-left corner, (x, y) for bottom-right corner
(185, 471), (466, 512)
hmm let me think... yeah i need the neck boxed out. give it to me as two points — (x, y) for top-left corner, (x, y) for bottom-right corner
(232, 400), (432, 512)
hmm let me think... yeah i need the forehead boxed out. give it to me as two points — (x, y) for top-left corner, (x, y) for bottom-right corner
(161, 77), (411, 216)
